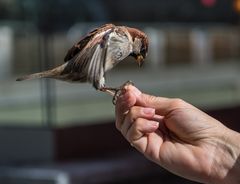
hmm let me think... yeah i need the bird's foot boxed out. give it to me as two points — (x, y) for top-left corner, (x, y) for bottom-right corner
(100, 81), (134, 105)
(112, 80), (135, 105)
(120, 80), (134, 88)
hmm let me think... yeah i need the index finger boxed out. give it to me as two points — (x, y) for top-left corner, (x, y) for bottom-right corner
(115, 88), (138, 130)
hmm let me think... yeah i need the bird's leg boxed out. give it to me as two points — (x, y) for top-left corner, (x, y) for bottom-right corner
(99, 81), (134, 105)
(99, 87), (116, 96)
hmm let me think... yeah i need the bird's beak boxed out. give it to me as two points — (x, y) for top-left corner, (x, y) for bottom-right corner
(136, 55), (144, 67)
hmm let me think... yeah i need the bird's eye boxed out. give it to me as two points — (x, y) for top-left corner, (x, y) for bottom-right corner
(140, 47), (147, 55)
(141, 44), (148, 53)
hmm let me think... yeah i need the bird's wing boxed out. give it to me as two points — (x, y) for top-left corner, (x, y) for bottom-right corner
(64, 23), (115, 62)
(65, 26), (132, 89)
(67, 28), (113, 89)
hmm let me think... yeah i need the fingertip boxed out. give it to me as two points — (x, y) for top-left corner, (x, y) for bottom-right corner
(147, 121), (159, 132)
(152, 114), (164, 122)
(127, 85), (142, 97)
(142, 107), (155, 116)
(139, 120), (159, 134)
(135, 118), (159, 134)
(123, 84), (141, 96)
(117, 90), (136, 108)
(125, 92), (137, 108)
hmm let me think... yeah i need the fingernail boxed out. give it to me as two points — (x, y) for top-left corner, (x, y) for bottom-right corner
(148, 121), (159, 128)
(152, 121), (159, 128)
(147, 121), (159, 132)
(142, 108), (155, 115)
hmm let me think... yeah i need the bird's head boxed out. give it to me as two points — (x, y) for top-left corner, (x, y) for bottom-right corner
(127, 27), (149, 67)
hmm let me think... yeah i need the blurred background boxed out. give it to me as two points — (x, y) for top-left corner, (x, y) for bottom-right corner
(0, 0), (240, 183)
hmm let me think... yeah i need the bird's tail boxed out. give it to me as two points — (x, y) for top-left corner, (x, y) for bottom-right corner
(16, 71), (52, 81)
(16, 64), (66, 81)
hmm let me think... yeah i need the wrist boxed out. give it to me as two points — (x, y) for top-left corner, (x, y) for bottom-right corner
(209, 128), (240, 184)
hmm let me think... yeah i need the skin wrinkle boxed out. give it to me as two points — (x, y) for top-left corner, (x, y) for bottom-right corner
(122, 107), (154, 137)
(195, 130), (239, 184)
(144, 132), (155, 160)
(160, 143), (208, 183)
(154, 116), (169, 140)
(211, 131), (240, 184)
(120, 118), (131, 137)
(208, 141), (233, 183)
(121, 106), (147, 137)
(165, 108), (222, 144)
(127, 118), (145, 143)
(155, 129), (165, 162)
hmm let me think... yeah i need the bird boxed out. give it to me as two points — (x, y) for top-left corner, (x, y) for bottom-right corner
(16, 23), (149, 104)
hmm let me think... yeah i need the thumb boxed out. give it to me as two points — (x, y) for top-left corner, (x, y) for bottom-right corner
(137, 93), (173, 116)
(125, 85), (186, 116)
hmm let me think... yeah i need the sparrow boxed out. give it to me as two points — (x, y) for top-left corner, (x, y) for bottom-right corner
(16, 23), (149, 104)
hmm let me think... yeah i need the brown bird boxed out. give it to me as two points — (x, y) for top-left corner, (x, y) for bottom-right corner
(16, 23), (149, 103)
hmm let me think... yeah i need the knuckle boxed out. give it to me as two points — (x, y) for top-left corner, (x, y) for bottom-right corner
(149, 95), (159, 101)
(144, 95), (158, 104)
(128, 107), (136, 116)
(134, 118), (144, 128)
(125, 126), (134, 142)
(126, 118), (144, 142)
(171, 98), (185, 107)
(128, 106), (139, 121)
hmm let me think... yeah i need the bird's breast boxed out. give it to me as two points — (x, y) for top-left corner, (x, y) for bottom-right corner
(104, 59), (117, 72)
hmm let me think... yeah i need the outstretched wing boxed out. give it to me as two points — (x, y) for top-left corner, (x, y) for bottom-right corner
(64, 23), (115, 62)
(63, 26), (133, 89)
(68, 28), (113, 89)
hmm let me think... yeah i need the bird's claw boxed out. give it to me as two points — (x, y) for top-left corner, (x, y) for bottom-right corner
(122, 80), (134, 88)
(112, 80), (135, 105)
(100, 80), (134, 105)
(112, 90), (121, 105)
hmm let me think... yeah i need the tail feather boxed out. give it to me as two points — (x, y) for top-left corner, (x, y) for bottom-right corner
(16, 63), (68, 82)
(16, 71), (52, 81)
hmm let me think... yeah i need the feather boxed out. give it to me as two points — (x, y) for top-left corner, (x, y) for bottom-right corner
(64, 24), (115, 62)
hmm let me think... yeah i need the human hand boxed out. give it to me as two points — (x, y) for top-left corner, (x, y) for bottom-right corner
(115, 85), (240, 184)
